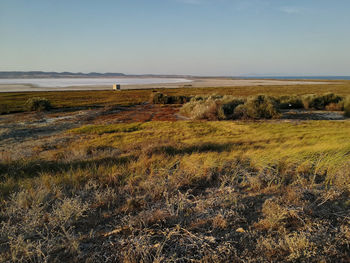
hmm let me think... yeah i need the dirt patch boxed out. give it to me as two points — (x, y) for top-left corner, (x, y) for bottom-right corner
(0, 104), (181, 146)
(0, 110), (92, 160)
(0, 104), (184, 160)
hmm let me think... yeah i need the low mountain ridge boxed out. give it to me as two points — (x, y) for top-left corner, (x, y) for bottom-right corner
(0, 71), (126, 79)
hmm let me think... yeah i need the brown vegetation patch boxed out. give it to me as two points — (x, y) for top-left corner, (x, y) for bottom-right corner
(93, 104), (181, 124)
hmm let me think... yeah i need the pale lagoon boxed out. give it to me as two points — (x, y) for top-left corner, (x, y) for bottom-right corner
(0, 78), (192, 88)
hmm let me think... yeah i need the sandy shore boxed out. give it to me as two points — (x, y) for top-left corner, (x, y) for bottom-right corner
(0, 78), (334, 92)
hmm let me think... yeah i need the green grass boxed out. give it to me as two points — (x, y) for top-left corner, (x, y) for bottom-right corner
(3, 120), (349, 197)
(70, 121), (350, 173)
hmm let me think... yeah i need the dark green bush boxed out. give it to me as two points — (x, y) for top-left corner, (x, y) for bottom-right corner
(234, 95), (280, 119)
(25, 97), (52, 111)
(322, 92), (343, 105)
(302, 93), (343, 110)
(218, 99), (245, 120)
(233, 104), (249, 119)
(344, 97), (350, 117)
(151, 92), (167, 104)
(168, 95), (191, 104)
(150, 93), (191, 104)
(0, 104), (10, 114)
(191, 95), (206, 102)
(278, 96), (304, 109)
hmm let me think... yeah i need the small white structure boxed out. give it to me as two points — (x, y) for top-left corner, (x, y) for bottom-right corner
(113, 84), (121, 91)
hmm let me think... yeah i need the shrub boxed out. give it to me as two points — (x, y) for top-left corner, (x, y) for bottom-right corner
(25, 97), (52, 111)
(302, 93), (343, 110)
(234, 95), (280, 119)
(181, 95), (279, 120)
(190, 95), (206, 102)
(150, 92), (190, 104)
(322, 92), (343, 105)
(180, 95), (244, 120)
(0, 104), (10, 114)
(169, 95), (191, 104)
(233, 104), (249, 119)
(150, 92), (168, 104)
(217, 98), (245, 120)
(183, 99), (218, 120)
(181, 93), (346, 119)
(278, 96), (304, 109)
(344, 97), (350, 117)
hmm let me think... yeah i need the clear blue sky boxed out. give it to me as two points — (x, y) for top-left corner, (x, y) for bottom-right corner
(1, 0), (349, 76)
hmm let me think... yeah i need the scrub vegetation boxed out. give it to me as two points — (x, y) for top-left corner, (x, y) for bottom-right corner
(1, 83), (350, 262)
(179, 93), (349, 120)
(344, 97), (350, 117)
(25, 97), (52, 112)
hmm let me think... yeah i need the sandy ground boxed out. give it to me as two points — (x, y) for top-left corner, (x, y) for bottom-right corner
(0, 78), (334, 92)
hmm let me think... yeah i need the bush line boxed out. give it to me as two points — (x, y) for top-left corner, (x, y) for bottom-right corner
(151, 92), (350, 120)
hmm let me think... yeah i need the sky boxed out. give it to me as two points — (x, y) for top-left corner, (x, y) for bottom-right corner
(0, 0), (350, 76)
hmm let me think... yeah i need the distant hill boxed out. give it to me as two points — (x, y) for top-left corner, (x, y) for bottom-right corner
(0, 71), (126, 79)
(0, 71), (194, 79)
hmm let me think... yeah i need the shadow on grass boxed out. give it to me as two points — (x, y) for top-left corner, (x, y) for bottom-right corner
(149, 142), (246, 156)
(239, 194), (272, 226)
(0, 155), (135, 182)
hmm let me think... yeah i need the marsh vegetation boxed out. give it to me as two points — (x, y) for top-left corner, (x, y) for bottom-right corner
(0, 83), (350, 262)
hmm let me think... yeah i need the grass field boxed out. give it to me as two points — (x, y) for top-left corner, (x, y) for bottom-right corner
(1, 84), (350, 262)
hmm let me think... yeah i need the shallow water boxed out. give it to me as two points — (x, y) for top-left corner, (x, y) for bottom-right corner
(0, 78), (191, 88)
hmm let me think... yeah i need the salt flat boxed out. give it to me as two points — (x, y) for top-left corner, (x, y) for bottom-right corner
(0, 78), (333, 92)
